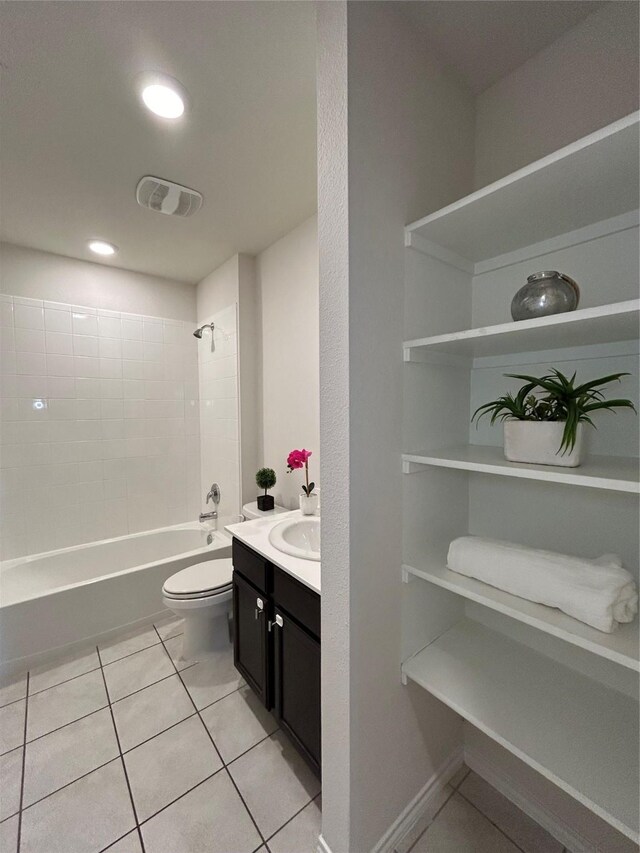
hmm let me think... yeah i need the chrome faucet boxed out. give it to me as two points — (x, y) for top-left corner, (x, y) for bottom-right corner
(199, 483), (221, 523)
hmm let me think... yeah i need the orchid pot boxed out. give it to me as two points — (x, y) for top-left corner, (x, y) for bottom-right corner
(287, 448), (318, 515)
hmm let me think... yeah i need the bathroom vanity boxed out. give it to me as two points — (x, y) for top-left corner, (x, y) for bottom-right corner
(228, 521), (321, 776)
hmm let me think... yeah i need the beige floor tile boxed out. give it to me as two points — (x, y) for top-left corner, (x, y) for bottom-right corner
(0, 747), (23, 821)
(154, 616), (183, 641)
(179, 644), (243, 709)
(395, 785), (454, 853)
(124, 716), (222, 822)
(102, 645), (174, 702)
(448, 763), (470, 790)
(23, 708), (118, 807)
(201, 683), (278, 763)
(410, 793), (520, 853)
(0, 673), (27, 708)
(0, 813), (19, 853)
(269, 796), (322, 853)
(141, 771), (262, 853)
(20, 760), (135, 853)
(459, 772), (563, 853)
(29, 647), (100, 695)
(104, 830), (143, 852)
(99, 626), (160, 666)
(229, 730), (320, 839)
(26, 669), (107, 742)
(0, 700), (25, 755)
(112, 674), (195, 753)
(161, 636), (195, 671)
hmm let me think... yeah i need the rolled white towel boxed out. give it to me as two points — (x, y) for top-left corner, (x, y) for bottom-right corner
(447, 536), (638, 634)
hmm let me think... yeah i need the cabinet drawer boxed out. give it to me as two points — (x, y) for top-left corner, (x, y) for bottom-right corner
(233, 538), (269, 594)
(273, 566), (320, 638)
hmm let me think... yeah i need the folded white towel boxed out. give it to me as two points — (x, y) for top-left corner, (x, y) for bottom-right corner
(447, 536), (638, 634)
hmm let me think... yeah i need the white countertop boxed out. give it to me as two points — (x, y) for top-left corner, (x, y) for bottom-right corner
(225, 510), (321, 595)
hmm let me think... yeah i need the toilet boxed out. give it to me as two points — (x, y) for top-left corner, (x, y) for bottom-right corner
(162, 502), (287, 659)
(162, 559), (234, 660)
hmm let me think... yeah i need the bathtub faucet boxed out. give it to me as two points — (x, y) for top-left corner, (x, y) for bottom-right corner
(199, 482), (221, 523)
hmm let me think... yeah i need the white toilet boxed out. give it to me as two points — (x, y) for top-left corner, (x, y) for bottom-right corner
(162, 502), (287, 660)
(162, 559), (234, 660)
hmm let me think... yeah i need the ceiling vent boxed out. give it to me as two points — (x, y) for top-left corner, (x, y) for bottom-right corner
(136, 176), (203, 218)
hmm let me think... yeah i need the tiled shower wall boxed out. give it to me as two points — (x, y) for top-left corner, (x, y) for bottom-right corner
(198, 304), (240, 521)
(0, 294), (201, 560)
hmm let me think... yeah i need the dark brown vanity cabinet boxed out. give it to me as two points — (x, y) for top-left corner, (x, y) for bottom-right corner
(232, 538), (321, 775)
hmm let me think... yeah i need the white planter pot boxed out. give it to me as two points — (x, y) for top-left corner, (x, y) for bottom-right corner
(504, 421), (584, 467)
(299, 493), (319, 515)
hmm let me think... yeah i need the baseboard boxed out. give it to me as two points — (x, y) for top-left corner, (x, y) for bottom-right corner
(371, 747), (464, 853)
(0, 608), (171, 679)
(317, 833), (333, 853)
(465, 745), (593, 853)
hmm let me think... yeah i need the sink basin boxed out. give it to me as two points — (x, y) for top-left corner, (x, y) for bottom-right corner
(269, 518), (320, 561)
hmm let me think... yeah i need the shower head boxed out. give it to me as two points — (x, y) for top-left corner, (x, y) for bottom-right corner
(193, 322), (214, 339)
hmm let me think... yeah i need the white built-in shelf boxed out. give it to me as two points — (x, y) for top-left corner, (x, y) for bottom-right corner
(402, 619), (640, 841)
(402, 446), (640, 494)
(403, 559), (639, 671)
(405, 112), (639, 267)
(404, 300), (639, 362)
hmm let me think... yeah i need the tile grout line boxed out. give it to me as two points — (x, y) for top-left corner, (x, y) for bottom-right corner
(16, 671), (29, 853)
(262, 790), (320, 847)
(19, 756), (121, 815)
(456, 788), (528, 853)
(96, 645), (146, 853)
(152, 625), (270, 849)
(5, 626), (184, 709)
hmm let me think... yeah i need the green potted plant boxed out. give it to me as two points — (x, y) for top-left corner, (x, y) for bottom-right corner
(255, 467), (277, 511)
(472, 368), (635, 468)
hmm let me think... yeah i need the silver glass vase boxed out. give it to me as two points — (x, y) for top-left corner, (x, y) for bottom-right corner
(511, 271), (580, 321)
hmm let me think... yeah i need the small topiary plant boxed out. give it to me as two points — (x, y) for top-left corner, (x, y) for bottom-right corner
(256, 468), (277, 511)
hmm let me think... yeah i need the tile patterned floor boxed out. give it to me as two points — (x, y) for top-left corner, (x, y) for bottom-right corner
(1, 618), (571, 853)
(0, 617), (321, 853)
(396, 765), (568, 853)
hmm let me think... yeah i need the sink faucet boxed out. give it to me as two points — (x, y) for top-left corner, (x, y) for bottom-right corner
(199, 482), (221, 523)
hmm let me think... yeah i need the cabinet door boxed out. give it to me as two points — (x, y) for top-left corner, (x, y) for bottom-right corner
(233, 571), (271, 708)
(273, 608), (321, 775)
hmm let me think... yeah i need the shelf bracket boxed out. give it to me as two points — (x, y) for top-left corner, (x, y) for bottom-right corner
(402, 460), (425, 474)
(401, 566), (416, 584)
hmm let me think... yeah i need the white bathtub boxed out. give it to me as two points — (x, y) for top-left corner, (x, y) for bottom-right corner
(0, 522), (233, 669)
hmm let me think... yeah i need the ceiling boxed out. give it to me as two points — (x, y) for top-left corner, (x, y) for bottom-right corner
(0, 2), (317, 284)
(0, 2), (604, 284)
(398, 1), (603, 94)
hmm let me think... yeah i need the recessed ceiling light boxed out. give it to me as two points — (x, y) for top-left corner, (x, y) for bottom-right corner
(138, 73), (187, 119)
(88, 240), (118, 256)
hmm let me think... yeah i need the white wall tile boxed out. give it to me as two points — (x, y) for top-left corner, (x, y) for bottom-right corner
(47, 354), (75, 377)
(1, 293), (202, 559)
(73, 335), (99, 357)
(72, 312), (98, 336)
(98, 316), (122, 339)
(15, 328), (45, 353)
(45, 332), (73, 355)
(17, 352), (46, 375)
(44, 308), (72, 334)
(14, 304), (44, 330)
(99, 338), (122, 359)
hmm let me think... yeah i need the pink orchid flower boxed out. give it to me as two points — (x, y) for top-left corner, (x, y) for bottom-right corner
(286, 449), (315, 495)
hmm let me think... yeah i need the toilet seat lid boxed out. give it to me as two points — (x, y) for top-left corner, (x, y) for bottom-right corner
(163, 558), (233, 597)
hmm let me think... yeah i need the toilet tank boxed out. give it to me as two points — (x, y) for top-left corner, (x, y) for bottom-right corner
(242, 501), (288, 520)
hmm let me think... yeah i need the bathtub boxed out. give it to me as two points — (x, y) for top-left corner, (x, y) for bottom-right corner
(0, 521), (233, 670)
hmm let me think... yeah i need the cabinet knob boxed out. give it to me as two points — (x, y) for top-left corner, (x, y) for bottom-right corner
(275, 614), (284, 628)
(255, 597), (264, 620)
